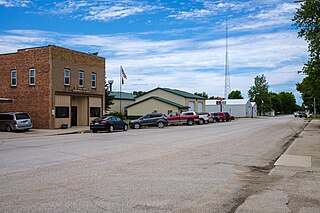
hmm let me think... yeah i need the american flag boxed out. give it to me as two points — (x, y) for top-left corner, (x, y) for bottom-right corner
(121, 66), (127, 79)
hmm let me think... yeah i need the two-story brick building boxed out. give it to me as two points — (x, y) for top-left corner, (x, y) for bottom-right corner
(0, 45), (105, 129)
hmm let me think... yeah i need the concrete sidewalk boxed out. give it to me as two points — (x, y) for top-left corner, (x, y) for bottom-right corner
(0, 126), (91, 139)
(236, 119), (320, 212)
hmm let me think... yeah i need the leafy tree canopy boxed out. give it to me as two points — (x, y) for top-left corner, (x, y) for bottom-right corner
(293, 0), (320, 112)
(194, 92), (209, 99)
(133, 91), (147, 98)
(105, 84), (115, 111)
(228, 90), (243, 99)
(248, 74), (272, 115)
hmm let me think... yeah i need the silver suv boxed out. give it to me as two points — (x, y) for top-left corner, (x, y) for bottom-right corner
(0, 112), (32, 132)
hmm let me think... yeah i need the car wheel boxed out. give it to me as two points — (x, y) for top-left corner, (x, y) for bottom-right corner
(92, 130), (98, 133)
(198, 119), (204, 125)
(6, 125), (12, 132)
(133, 123), (141, 129)
(109, 125), (114, 132)
(157, 121), (164, 128)
(123, 124), (128, 131)
(187, 119), (194, 126)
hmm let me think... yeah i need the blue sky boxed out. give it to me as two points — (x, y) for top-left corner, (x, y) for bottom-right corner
(0, 0), (308, 103)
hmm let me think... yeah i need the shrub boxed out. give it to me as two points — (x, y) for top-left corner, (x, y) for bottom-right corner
(108, 112), (124, 120)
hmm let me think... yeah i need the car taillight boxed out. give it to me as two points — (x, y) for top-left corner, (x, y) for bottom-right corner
(101, 120), (108, 124)
(13, 120), (17, 125)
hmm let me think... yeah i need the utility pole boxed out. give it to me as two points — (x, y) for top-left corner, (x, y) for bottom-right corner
(314, 97), (316, 119)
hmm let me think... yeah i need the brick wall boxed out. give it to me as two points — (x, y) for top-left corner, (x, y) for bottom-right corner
(0, 45), (106, 129)
(0, 47), (51, 129)
(50, 45), (105, 96)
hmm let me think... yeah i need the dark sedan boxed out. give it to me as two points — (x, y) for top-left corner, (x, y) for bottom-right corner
(90, 115), (128, 133)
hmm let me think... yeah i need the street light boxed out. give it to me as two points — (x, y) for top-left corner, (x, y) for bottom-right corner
(108, 79), (114, 92)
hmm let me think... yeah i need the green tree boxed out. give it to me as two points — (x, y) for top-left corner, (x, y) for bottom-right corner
(194, 92), (209, 99)
(248, 74), (272, 115)
(269, 92), (282, 114)
(105, 84), (115, 111)
(278, 92), (297, 114)
(293, 0), (320, 112)
(228, 90), (243, 99)
(133, 91), (146, 98)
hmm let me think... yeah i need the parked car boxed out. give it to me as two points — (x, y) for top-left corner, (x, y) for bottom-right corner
(0, 112), (32, 132)
(180, 111), (206, 125)
(211, 112), (227, 122)
(223, 112), (234, 121)
(90, 115), (128, 133)
(299, 112), (307, 118)
(198, 112), (214, 123)
(294, 111), (307, 118)
(167, 112), (200, 126)
(130, 113), (168, 129)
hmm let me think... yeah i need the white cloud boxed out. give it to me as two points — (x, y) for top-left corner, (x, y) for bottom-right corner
(84, 5), (155, 21)
(0, 27), (307, 98)
(255, 3), (297, 19)
(168, 9), (212, 20)
(43, 0), (158, 21)
(0, 0), (31, 7)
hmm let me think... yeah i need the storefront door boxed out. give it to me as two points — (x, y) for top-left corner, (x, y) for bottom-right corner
(71, 106), (77, 126)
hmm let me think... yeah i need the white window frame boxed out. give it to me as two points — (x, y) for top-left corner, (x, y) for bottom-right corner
(78, 71), (84, 87)
(91, 73), (96, 88)
(64, 69), (70, 86)
(29, 68), (36, 85)
(11, 70), (17, 87)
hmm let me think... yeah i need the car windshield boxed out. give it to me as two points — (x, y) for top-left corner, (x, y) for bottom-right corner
(15, 113), (30, 120)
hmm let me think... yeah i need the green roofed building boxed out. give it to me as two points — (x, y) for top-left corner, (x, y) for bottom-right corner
(126, 87), (206, 117)
(109, 91), (136, 115)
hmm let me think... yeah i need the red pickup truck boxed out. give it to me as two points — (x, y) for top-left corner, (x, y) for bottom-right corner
(167, 112), (200, 126)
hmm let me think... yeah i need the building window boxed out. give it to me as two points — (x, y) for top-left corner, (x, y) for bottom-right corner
(78, 71), (84, 87)
(11, 70), (17, 86)
(55, 107), (69, 118)
(90, 107), (100, 117)
(91, 73), (96, 88)
(29, 68), (35, 85)
(64, 69), (70, 85)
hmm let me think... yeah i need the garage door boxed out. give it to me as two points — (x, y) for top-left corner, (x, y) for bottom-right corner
(198, 102), (203, 112)
(188, 101), (195, 111)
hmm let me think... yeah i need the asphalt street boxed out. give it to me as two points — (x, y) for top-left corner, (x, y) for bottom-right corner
(0, 116), (306, 212)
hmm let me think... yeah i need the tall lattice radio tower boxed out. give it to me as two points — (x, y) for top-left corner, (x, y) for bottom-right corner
(224, 18), (231, 99)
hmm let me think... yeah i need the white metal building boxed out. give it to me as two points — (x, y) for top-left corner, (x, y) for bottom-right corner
(205, 99), (257, 118)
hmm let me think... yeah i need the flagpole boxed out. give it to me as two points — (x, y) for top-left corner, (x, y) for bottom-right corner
(120, 65), (122, 113)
